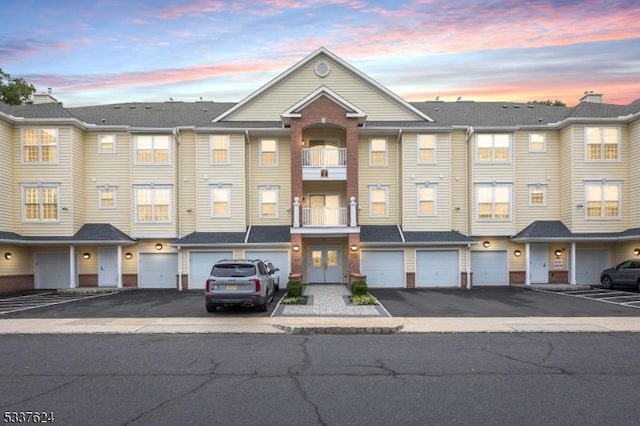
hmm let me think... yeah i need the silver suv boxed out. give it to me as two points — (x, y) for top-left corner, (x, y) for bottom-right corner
(205, 259), (275, 312)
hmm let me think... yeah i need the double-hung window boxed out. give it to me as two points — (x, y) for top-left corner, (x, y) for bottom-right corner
(585, 181), (620, 219)
(369, 185), (389, 217)
(259, 186), (279, 218)
(476, 184), (511, 220)
(22, 128), (58, 163)
(23, 184), (59, 221)
(529, 133), (546, 153)
(476, 134), (510, 162)
(585, 127), (619, 161)
(98, 134), (116, 154)
(260, 139), (278, 166)
(211, 135), (230, 165)
(135, 185), (172, 222)
(135, 135), (170, 164)
(417, 184), (436, 216)
(417, 134), (436, 163)
(211, 184), (231, 217)
(98, 186), (117, 209)
(528, 184), (547, 206)
(370, 138), (388, 166)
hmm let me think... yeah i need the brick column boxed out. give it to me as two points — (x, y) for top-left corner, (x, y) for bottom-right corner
(290, 120), (303, 205)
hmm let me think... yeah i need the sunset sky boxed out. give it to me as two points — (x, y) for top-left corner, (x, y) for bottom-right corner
(2, 0), (639, 107)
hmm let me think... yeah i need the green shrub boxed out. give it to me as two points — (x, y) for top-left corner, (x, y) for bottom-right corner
(286, 280), (302, 297)
(350, 294), (378, 305)
(351, 280), (368, 296)
(281, 296), (308, 305)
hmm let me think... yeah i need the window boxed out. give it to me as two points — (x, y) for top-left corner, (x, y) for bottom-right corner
(417, 134), (436, 163)
(528, 184), (547, 206)
(22, 128), (58, 163)
(259, 187), (278, 218)
(585, 181), (620, 218)
(369, 185), (389, 217)
(22, 185), (59, 221)
(370, 138), (388, 166)
(210, 185), (230, 217)
(98, 134), (116, 153)
(260, 139), (278, 166)
(476, 134), (510, 162)
(585, 127), (619, 161)
(417, 184), (436, 216)
(210, 135), (230, 165)
(135, 185), (172, 222)
(134, 135), (170, 164)
(98, 187), (117, 209)
(477, 184), (511, 220)
(529, 133), (546, 152)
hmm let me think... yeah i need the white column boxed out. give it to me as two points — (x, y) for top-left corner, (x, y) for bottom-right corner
(524, 242), (531, 286)
(293, 197), (300, 227)
(349, 197), (357, 227)
(569, 242), (576, 285)
(69, 246), (77, 288)
(117, 245), (123, 289)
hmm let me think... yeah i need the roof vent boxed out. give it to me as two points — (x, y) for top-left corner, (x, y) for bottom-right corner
(145, 105), (151, 109)
(527, 104), (534, 108)
(114, 105), (121, 109)
(101, 119), (105, 123)
(514, 105), (520, 108)
(129, 105), (136, 109)
(538, 118), (543, 123)
(502, 104), (508, 108)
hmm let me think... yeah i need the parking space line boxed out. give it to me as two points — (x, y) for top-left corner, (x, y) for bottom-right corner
(533, 288), (640, 310)
(0, 292), (117, 315)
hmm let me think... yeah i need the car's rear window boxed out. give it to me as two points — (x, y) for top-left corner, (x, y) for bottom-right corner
(212, 264), (256, 277)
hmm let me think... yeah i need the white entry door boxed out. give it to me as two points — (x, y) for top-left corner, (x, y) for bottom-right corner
(98, 246), (119, 286)
(529, 243), (548, 284)
(307, 246), (342, 283)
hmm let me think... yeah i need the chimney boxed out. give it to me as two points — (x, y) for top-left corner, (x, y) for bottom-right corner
(32, 88), (58, 104)
(579, 91), (602, 104)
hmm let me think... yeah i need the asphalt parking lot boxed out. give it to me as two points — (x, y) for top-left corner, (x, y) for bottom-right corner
(1, 286), (640, 318)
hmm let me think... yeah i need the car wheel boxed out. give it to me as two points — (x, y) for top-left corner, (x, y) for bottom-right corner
(275, 282), (280, 292)
(601, 276), (614, 289)
(206, 304), (218, 313)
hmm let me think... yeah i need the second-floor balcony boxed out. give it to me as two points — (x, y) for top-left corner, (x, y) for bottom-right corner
(302, 147), (347, 180)
(302, 207), (347, 227)
(292, 197), (359, 233)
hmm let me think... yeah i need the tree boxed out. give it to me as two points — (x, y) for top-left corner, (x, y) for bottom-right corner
(0, 68), (36, 105)
(528, 99), (566, 107)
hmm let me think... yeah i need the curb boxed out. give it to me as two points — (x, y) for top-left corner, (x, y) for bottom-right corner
(274, 324), (404, 335)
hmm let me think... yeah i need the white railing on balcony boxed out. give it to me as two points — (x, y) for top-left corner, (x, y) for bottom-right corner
(302, 147), (346, 167)
(302, 207), (347, 227)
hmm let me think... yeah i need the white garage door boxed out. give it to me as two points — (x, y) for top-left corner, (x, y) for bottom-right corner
(576, 248), (610, 285)
(245, 250), (290, 288)
(188, 251), (234, 290)
(138, 253), (178, 289)
(470, 251), (508, 286)
(35, 252), (71, 289)
(360, 250), (405, 288)
(416, 250), (460, 287)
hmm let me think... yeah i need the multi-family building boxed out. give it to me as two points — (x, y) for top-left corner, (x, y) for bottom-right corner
(1, 47), (639, 293)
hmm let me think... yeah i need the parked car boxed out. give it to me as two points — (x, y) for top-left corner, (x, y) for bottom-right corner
(264, 260), (280, 291)
(600, 260), (640, 290)
(205, 259), (275, 312)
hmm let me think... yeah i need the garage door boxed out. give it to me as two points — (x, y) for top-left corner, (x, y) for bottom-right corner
(138, 253), (178, 289)
(245, 250), (290, 288)
(416, 250), (460, 287)
(360, 250), (405, 288)
(576, 248), (610, 285)
(470, 251), (508, 286)
(188, 251), (233, 290)
(35, 252), (71, 289)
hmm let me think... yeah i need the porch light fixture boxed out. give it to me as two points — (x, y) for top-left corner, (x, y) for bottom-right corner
(292, 243), (301, 252)
(4, 252), (11, 260)
(483, 241), (490, 248)
(634, 248), (640, 256)
(350, 244), (359, 252)
(83, 252), (91, 259)
(155, 243), (163, 251)
(125, 252), (133, 260)
(514, 249), (521, 257)
(554, 249), (563, 257)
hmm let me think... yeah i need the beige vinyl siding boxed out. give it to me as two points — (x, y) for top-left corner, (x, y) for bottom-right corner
(0, 120), (13, 230)
(178, 130), (196, 235)
(0, 245), (32, 275)
(247, 135), (291, 225)
(195, 132), (247, 232)
(71, 127), (85, 232)
(514, 131), (561, 230)
(559, 126), (574, 227)
(358, 135), (399, 224)
(450, 130), (469, 234)
(131, 133), (176, 237)
(83, 132), (132, 233)
(401, 132), (452, 231)
(629, 120), (640, 226)
(470, 132), (515, 235)
(229, 53), (419, 122)
(570, 124), (629, 233)
(13, 126), (74, 236)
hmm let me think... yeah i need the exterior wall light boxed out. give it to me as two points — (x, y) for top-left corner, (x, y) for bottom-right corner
(292, 243), (301, 252)
(4, 252), (11, 260)
(155, 243), (163, 251)
(482, 241), (490, 248)
(554, 249), (563, 257)
(634, 248), (640, 256)
(83, 252), (91, 259)
(514, 249), (521, 257)
(125, 252), (133, 260)
(350, 244), (359, 252)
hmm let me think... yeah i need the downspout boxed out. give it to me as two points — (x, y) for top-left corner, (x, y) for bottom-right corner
(396, 129), (402, 231)
(174, 127), (183, 291)
(245, 130), (252, 233)
(465, 126), (474, 289)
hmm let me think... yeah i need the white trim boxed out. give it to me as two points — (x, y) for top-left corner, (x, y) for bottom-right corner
(369, 137), (388, 167)
(416, 183), (437, 216)
(528, 132), (546, 153)
(475, 133), (512, 164)
(583, 180), (622, 220)
(281, 85), (367, 125)
(20, 127), (59, 164)
(584, 126), (621, 162)
(21, 183), (61, 223)
(259, 185), (279, 219)
(133, 184), (173, 223)
(527, 183), (547, 207)
(209, 134), (230, 165)
(98, 133), (117, 154)
(416, 134), (437, 164)
(210, 184), (231, 218)
(259, 138), (279, 167)
(475, 182), (513, 221)
(133, 134), (172, 166)
(369, 184), (390, 218)
(98, 186), (118, 209)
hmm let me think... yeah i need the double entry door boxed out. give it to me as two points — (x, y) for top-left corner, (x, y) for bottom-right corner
(307, 246), (342, 283)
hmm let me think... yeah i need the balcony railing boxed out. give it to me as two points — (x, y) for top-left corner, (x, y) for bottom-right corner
(302, 147), (346, 167)
(302, 207), (347, 227)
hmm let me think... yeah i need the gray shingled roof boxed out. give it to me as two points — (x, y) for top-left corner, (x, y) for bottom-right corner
(403, 230), (474, 244)
(360, 225), (403, 243)
(173, 231), (246, 246)
(513, 221), (640, 241)
(0, 102), (74, 119)
(0, 223), (134, 243)
(246, 226), (290, 243)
